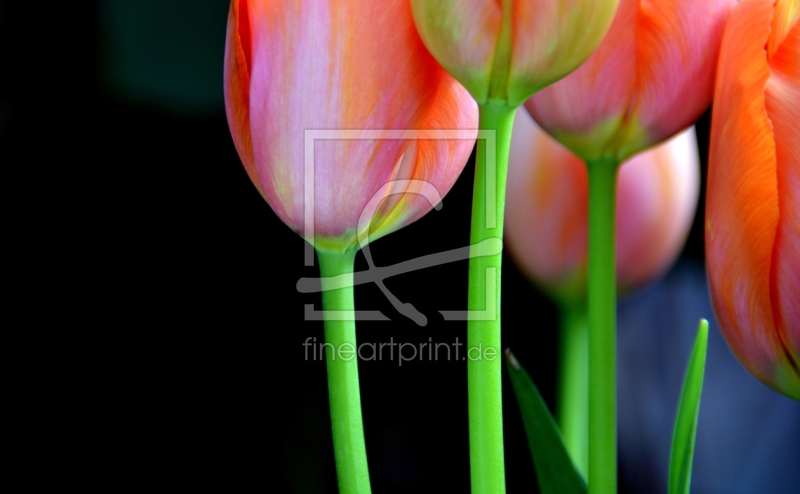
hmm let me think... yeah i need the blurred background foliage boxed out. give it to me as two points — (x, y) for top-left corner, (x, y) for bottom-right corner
(2, 1), (796, 492)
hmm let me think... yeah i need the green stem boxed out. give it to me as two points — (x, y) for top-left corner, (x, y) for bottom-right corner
(317, 249), (371, 494)
(467, 102), (516, 494)
(557, 302), (589, 481)
(586, 159), (620, 494)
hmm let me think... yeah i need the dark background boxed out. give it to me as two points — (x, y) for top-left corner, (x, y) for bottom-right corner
(3, 1), (797, 492)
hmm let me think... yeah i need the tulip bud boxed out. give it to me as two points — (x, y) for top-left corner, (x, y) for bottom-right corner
(409, 0), (620, 107)
(224, 0), (477, 253)
(525, 0), (734, 164)
(706, 0), (799, 400)
(505, 111), (699, 303)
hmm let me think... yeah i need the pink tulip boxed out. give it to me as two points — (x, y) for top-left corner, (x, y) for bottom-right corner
(525, 0), (733, 163)
(505, 111), (699, 301)
(705, 0), (799, 399)
(224, 0), (477, 252)
(409, 0), (620, 106)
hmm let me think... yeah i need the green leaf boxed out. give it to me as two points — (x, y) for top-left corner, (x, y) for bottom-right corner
(505, 350), (587, 494)
(668, 319), (709, 494)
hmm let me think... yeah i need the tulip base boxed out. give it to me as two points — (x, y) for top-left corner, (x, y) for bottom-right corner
(317, 248), (372, 494)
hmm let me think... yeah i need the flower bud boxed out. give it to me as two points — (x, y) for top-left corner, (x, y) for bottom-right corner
(505, 111), (699, 302)
(706, 0), (799, 400)
(525, 0), (733, 163)
(224, 0), (477, 253)
(410, 0), (620, 107)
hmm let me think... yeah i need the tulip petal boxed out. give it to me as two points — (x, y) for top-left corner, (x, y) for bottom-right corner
(525, 0), (732, 163)
(507, 0), (619, 106)
(410, 0), (502, 104)
(245, 0), (459, 243)
(615, 128), (699, 291)
(505, 110), (589, 299)
(766, 20), (800, 374)
(768, 0), (800, 58)
(631, 0), (731, 151)
(223, 0), (260, 191)
(378, 79), (478, 236)
(524, 0), (638, 162)
(706, 0), (790, 393)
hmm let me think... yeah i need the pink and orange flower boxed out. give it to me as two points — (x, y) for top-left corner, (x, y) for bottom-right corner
(224, 0), (477, 253)
(706, 0), (799, 400)
(505, 112), (699, 302)
(525, 0), (734, 163)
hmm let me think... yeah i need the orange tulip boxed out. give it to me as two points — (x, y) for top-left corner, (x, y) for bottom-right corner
(505, 111), (699, 302)
(224, 0), (477, 253)
(525, 0), (733, 164)
(409, 0), (620, 107)
(706, 0), (799, 400)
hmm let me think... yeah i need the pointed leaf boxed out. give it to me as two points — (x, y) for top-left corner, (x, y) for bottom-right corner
(505, 349), (587, 494)
(668, 319), (709, 494)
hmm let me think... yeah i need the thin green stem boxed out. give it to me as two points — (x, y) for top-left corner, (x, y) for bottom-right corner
(467, 102), (516, 494)
(317, 249), (371, 494)
(557, 302), (589, 481)
(586, 159), (620, 494)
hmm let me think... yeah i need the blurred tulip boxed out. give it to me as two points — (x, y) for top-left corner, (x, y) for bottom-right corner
(224, 0), (477, 253)
(706, 0), (799, 400)
(505, 111), (699, 303)
(525, 0), (733, 164)
(409, 0), (620, 107)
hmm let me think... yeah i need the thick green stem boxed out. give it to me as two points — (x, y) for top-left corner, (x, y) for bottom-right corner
(586, 159), (620, 494)
(317, 249), (371, 494)
(557, 302), (589, 481)
(467, 102), (516, 494)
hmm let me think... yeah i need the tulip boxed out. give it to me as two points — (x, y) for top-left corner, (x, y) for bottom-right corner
(224, 2), (478, 493)
(525, 0), (734, 164)
(409, 0), (620, 107)
(409, 2), (621, 491)
(706, 0), (799, 400)
(224, 0), (477, 254)
(410, 4), (623, 492)
(504, 111), (699, 476)
(517, 2), (732, 489)
(505, 112), (699, 304)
